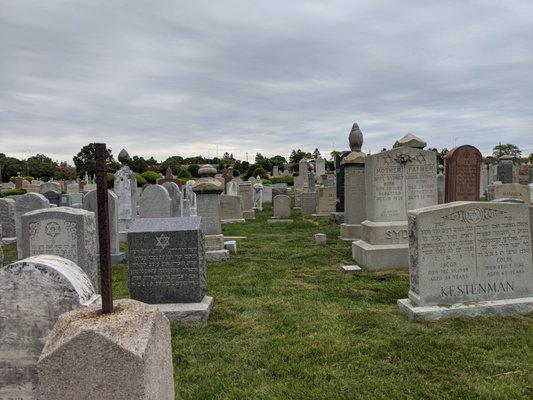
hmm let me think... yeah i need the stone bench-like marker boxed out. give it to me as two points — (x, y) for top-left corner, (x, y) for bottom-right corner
(398, 202), (533, 322)
(0, 255), (99, 400)
(127, 216), (213, 322)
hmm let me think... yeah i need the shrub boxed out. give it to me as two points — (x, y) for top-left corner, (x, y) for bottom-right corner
(178, 169), (192, 179)
(0, 188), (27, 197)
(187, 164), (200, 177)
(10, 176), (34, 183)
(261, 179), (272, 185)
(107, 172), (115, 189)
(141, 171), (162, 184)
(134, 172), (147, 187)
(270, 176), (294, 186)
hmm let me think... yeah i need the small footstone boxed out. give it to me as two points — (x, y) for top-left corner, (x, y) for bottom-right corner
(267, 219), (293, 224)
(315, 233), (327, 245)
(341, 265), (362, 273)
(205, 249), (230, 262)
(224, 240), (237, 253)
(156, 295), (214, 323)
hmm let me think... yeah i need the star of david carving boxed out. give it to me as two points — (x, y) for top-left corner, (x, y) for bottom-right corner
(383, 155), (394, 165)
(414, 154), (426, 163)
(155, 233), (170, 250)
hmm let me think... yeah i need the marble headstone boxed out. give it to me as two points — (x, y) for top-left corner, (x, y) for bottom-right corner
(273, 195), (291, 219)
(444, 145), (482, 202)
(0, 197), (16, 239)
(140, 184), (172, 218)
(0, 255), (98, 400)
(162, 181), (183, 217)
(14, 193), (50, 257)
(20, 207), (98, 288)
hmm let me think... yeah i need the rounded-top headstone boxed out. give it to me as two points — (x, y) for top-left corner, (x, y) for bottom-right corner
(393, 133), (426, 149)
(349, 123), (363, 152)
(118, 149), (130, 164)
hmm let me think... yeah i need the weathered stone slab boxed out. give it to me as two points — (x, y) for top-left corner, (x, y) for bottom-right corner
(196, 193), (222, 235)
(20, 207), (98, 287)
(238, 182), (254, 215)
(273, 194), (291, 219)
(114, 163), (137, 228)
(127, 217), (205, 304)
(0, 255), (98, 400)
(83, 189), (124, 263)
(14, 193), (50, 257)
(220, 194), (244, 223)
(39, 182), (61, 195)
(162, 181), (183, 217)
(444, 145), (482, 202)
(37, 299), (174, 400)
(493, 183), (530, 204)
(315, 186), (337, 215)
(497, 157), (514, 183)
(301, 192), (316, 215)
(398, 202), (533, 321)
(0, 197), (16, 238)
(140, 184), (172, 218)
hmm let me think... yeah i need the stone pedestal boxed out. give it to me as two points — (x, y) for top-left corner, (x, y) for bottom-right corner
(204, 233), (230, 262)
(37, 299), (175, 400)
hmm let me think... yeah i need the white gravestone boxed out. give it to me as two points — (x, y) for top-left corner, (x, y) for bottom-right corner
(114, 165), (137, 230)
(83, 189), (124, 263)
(0, 255), (98, 400)
(140, 184), (172, 218)
(253, 181), (264, 211)
(353, 134), (437, 270)
(14, 193), (50, 257)
(0, 197), (16, 239)
(162, 181), (183, 217)
(20, 207), (98, 288)
(398, 202), (533, 321)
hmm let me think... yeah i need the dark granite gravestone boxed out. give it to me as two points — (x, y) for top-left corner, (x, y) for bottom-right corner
(334, 151), (351, 212)
(42, 190), (61, 206)
(497, 157), (514, 183)
(444, 145), (482, 202)
(127, 216), (205, 304)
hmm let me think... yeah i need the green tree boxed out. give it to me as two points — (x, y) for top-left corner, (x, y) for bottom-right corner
(27, 155), (56, 180)
(73, 143), (114, 178)
(492, 143), (521, 158)
(127, 155), (148, 173)
(289, 149), (312, 164)
(53, 162), (77, 181)
(0, 156), (26, 182)
(160, 156), (184, 175)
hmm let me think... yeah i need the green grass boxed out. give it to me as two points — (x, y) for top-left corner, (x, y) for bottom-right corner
(3, 204), (532, 399)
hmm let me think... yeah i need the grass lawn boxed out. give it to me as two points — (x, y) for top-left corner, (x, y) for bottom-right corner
(3, 204), (532, 399)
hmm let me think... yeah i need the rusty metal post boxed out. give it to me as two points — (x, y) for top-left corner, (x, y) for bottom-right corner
(95, 143), (113, 314)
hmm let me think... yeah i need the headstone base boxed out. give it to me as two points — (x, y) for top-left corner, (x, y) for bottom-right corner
(37, 299), (174, 400)
(339, 223), (362, 241)
(352, 240), (409, 270)
(221, 218), (246, 224)
(330, 212), (344, 224)
(1, 236), (16, 245)
(155, 296), (213, 323)
(111, 252), (125, 264)
(243, 210), (255, 219)
(206, 249), (230, 262)
(398, 297), (533, 322)
(204, 234), (225, 251)
(267, 219), (293, 224)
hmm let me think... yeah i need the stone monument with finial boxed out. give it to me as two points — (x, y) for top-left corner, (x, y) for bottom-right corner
(114, 148), (138, 231)
(193, 165), (229, 262)
(352, 132), (437, 270)
(340, 123), (367, 240)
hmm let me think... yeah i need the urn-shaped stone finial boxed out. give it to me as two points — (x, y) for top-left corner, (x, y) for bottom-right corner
(118, 149), (130, 164)
(349, 123), (363, 152)
(198, 164), (217, 178)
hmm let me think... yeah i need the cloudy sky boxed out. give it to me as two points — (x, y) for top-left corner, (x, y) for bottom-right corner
(1, 1), (532, 163)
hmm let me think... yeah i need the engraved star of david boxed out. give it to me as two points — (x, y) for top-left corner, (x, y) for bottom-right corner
(155, 233), (170, 250)
(414, 154), (426, 163)
(383, 155), (394, 165)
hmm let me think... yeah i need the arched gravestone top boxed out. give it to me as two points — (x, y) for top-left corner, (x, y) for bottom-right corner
(39, 182), (62, 195)
(162, 181), (182, 217)
(14, 192), (50, 256)
(444, 145), (482, 202)
(273, 194), (291, 219)
(42, 190), (61, 206)
(0, 255), (98, 399)
(140, 184), (172, 218)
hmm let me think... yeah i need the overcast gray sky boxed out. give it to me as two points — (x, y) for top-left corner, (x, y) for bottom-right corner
(1, 0), (532, 163)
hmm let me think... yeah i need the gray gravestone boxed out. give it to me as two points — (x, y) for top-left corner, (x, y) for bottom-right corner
(220, 194), (244, 223)
(162, 181), (183, 217)
(140, 184), (172, 218)
(39, 182), (61, 195)
(0, 197), (16, 238)
(127, 217), (206, 303)
(20, 207), (98, 288)
(399, 202), (533, 321)
(14, 193), (50, 257)
(238, 181), (254, 219)
(42, 190), (61, 206)
(83, 189), (124, 263)
(301, 192), (317, 215)
(353, 134), (437, 270)
(273, 195), (291, 219)
(497, 157), (514, 183)
(114, 161), (137, 229)
(0, 255), (98, 400)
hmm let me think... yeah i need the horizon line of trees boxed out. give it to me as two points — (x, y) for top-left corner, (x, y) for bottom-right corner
(1, 143), (531, 183)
